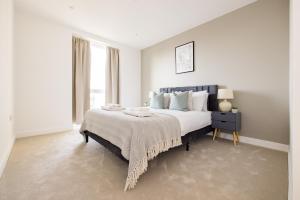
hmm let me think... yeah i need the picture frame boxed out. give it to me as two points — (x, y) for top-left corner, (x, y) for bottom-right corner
(175, 41), (194, 74)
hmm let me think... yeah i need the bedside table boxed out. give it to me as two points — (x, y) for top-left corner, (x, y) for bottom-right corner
(212, 111), (241, 145)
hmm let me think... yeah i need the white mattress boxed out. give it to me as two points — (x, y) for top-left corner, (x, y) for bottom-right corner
(150, 109), (212, 136)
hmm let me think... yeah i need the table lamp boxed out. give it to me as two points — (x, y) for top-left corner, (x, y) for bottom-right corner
(217, 89), (234, 112)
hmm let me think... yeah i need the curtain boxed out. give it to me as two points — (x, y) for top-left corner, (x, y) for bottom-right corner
(72, 37), (91, 124)
(105, 47), (120, 104)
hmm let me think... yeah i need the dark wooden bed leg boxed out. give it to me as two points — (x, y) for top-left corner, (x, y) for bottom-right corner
(85, 134), (89, 143)
(186, 142), (190, 151)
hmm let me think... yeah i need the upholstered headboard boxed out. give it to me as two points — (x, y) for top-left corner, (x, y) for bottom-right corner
(159, 85), (218, 111)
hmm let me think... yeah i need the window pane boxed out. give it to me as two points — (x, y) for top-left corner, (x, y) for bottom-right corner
(90, 43), (106, 109)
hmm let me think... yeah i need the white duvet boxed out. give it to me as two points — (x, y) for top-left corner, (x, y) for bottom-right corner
(150, 109), (212, 136)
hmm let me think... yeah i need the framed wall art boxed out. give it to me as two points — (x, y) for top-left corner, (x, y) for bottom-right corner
(175, 41), (194, 74)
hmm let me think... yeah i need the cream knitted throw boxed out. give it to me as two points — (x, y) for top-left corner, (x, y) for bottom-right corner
(80, 109), (182, 191)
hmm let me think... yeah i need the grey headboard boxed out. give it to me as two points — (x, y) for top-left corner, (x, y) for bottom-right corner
(159, 85), (218, 111)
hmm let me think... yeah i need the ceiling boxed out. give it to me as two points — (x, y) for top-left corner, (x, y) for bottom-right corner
(15, 0), (256, 49)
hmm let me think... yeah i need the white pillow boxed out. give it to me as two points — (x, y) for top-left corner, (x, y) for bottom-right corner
(202, 91), (209, 111)
(192, 91), (209, 111)
(174, 90), (193, 110)
(187, 91), (193, 110)
(163, 93), (170, 109)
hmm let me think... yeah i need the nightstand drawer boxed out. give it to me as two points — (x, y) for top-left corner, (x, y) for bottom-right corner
(212, 120), (236, 131)
(212, 112), (236, 122)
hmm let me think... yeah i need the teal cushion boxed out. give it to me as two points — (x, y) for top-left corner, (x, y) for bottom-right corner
(169, 92), (189, 111)
(150, 93), (164, 109)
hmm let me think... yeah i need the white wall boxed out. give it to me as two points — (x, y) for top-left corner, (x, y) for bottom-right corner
(0, 0), (15, 176)
(290, 0), (300, 199)
(119, 49), (141, 107)
(14, 10), (72, 137)
(14, 10), (141, 138)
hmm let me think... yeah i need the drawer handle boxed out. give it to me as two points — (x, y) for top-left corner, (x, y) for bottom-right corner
(220, 113), (226, 115)
(221, 121), (226, 123)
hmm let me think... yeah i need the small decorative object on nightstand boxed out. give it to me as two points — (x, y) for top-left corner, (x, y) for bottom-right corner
(231, 107), (238, 113)
(217, 89), (234, 112)
(212, 111), (241, 146)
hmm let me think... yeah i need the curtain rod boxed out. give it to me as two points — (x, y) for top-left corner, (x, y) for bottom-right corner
(72, 33), (109, 47)
(72, 33), (121, 51)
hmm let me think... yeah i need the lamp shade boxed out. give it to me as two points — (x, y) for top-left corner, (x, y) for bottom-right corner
(148, 91), (155, 98)
(217, 89), (234, 100)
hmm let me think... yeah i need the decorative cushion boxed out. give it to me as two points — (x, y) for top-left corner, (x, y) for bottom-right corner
(169, 91), (189, 111)
(150, 93), (164, 109)
(173, 91), (193, 110)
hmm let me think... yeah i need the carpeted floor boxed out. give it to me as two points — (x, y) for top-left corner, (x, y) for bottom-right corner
(0, 131), (288, 200)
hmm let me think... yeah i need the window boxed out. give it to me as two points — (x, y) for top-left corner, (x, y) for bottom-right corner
(90, 43), (106, 109)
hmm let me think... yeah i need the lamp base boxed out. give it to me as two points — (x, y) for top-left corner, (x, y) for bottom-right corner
(219, 100), (232, 112)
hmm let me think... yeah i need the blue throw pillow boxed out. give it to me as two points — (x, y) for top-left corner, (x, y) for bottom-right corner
(150, 93), (164, 109)
(169, 92), (189, 111)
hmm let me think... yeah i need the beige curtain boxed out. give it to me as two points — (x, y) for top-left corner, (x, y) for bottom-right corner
(72, 37), (91, 124)
(105, 47), (120, 104)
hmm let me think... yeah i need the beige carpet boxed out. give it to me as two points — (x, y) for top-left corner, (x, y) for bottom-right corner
(0, 131), (288, 200)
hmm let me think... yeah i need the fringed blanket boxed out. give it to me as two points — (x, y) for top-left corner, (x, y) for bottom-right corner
(80, 109), (182, 191)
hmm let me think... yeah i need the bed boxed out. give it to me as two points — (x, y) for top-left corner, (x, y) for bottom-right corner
(81, 85), (218, 190)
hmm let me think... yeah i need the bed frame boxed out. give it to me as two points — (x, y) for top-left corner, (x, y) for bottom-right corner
(84, 85), (218, 162)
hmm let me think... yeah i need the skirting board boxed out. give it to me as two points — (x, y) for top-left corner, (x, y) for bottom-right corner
(16, 127), (73, 139)
(208, 132), (289, 152)
(288, 150), (292, 200)
(0, 136), (15, 178)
